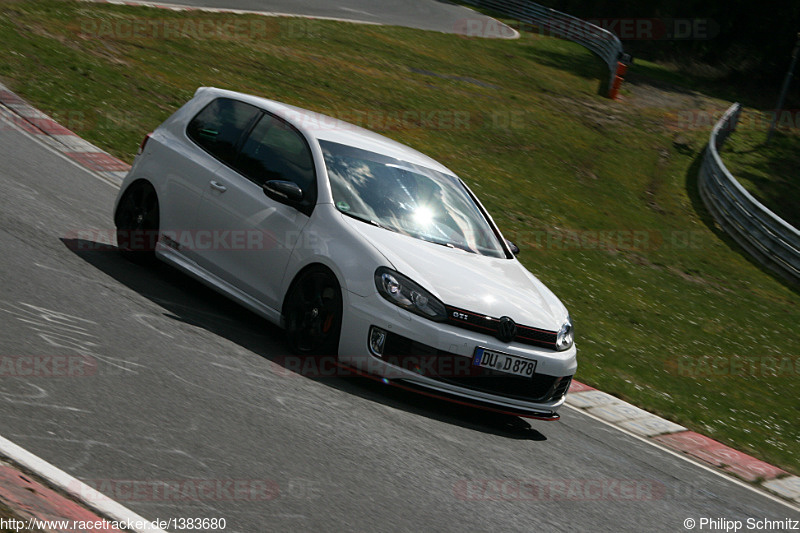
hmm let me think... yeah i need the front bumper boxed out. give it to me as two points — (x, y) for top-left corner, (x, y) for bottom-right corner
(338, 291), (578, 418)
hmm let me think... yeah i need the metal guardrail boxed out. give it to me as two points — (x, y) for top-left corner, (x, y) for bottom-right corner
(698, 103), (800, 284)
(461, 0), (624, 93)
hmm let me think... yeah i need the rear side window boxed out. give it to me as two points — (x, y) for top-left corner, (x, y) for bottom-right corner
(187, 98), (260, 164)
(235, 113), (317, 204)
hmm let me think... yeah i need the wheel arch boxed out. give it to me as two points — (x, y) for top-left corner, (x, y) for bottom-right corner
(280, 261), (343, 325)
(113, 178), (159, 227)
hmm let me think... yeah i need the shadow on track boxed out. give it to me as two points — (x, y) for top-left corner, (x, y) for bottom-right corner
(62, 238), (548, 441)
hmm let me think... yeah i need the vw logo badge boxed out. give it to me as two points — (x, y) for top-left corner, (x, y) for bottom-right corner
(496, 316), (517, 343)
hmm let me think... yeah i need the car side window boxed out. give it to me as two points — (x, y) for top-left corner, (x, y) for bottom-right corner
(187, 98), (260, 165)
(235, 113), (317, 203)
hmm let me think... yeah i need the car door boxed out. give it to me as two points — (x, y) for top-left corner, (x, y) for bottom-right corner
(167, 97), (261, 262)
(193, 110), (318, 311)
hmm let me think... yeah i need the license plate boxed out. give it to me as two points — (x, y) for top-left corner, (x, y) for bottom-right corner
(473, 347), (537, 377)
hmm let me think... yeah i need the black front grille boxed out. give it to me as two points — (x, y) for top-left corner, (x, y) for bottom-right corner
(380, 331), (571, 403)
(444, 305), (558, 349)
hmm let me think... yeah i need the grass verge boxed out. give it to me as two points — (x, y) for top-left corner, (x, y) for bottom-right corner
(1, 1), (798, 475)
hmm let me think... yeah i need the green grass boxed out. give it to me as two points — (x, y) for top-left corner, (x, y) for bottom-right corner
(720, 110), (800, 229)
(1, 1), (798, 476)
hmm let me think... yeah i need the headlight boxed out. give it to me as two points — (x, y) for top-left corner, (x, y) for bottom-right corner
(375, 267), (446, 322)
(556, 315), (574, 351)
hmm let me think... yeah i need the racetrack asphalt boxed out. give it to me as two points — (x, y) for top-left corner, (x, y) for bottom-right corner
(0, 87), (798, 532)
(1, 1), (799, 529)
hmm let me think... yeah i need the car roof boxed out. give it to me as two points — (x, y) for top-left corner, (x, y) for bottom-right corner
(195, 87), (456, 176)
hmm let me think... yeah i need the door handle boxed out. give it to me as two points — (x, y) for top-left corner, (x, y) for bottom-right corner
(209, 180), (227, 193)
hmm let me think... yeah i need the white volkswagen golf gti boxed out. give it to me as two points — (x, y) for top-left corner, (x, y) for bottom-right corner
(114, 87), (576, 419)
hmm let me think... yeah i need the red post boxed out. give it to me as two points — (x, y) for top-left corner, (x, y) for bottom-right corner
(608, 61), (628, 100)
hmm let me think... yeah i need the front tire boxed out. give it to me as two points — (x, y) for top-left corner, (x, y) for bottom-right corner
(283, 266), (343, 356)
(114, 181), (159, 264)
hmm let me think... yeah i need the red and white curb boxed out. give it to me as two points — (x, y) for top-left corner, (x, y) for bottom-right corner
(566, 380), (800, 504)
(0, 83), (131, 187)
(0, 435), (167, 532)
(1, 82), (798, 511)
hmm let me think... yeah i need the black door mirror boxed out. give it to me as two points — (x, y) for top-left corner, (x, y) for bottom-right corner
(263, 180), (303, 204)
(506, 239), (520, 256)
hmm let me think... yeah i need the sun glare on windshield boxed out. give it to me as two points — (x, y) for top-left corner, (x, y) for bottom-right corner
(320, 140), (506, 258)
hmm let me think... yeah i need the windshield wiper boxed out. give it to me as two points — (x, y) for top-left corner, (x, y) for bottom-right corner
(341, 211), (392, 231)
(342, 212), (469, 252)
(419, 236), (454, 248)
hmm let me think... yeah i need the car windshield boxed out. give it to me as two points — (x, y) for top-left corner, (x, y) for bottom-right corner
(320, 140), (506, 258)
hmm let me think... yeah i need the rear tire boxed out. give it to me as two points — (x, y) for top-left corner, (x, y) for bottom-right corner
(114, 181), (159, 264)
(283, 266), (343, 356)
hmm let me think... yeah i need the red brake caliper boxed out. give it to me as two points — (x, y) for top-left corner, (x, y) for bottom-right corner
(322, 313), (334, 333)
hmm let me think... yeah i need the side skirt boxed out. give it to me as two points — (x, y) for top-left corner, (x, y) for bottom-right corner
(155, 244), (283, 326)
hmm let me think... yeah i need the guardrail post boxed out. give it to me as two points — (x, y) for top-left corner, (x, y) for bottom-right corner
(608, 61), (629, 100)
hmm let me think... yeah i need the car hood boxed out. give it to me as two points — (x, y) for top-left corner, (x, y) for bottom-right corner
(342, 215), (568, 330)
